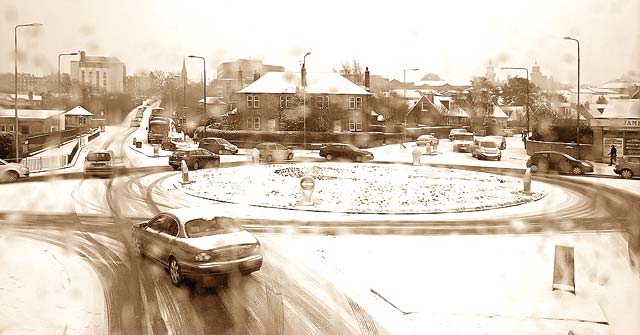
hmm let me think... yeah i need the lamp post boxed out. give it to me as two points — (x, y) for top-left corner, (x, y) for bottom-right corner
(188, 55), (206, 120)
(14, 23), (43, 161)
(302, 52), (311, 149)
(402, 68), (418, 147)
(501, 67), (529, 146)
(58, 52), (78, 147)
(564, 36), (581, 159)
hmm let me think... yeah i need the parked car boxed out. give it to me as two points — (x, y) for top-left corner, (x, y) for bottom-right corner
(84, 150), (116, 178)
(485, 135), (507, 150)
(169, 148), (220, 170)
(526, 151), (594, 175)
(416, 134), (439, 146)
(199, 137), (238, 155)
(130, 119), (141, 127)
(163, 135), (189, 151)
(255, 142), (294, 162)
(319, 143), (374, 162)
(613, 155), (640, 179)
(130, 207), (263, 286)
(471, 138), (502, 160)
(0, 158), (29, 183)
(452, 132), (475, 153)
(448, 128), (468, 141)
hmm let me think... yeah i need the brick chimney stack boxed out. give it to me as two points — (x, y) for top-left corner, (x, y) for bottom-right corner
(365, 67), (370, 91)
(80, 51), (86, 61)
(237, 66), (243, 90)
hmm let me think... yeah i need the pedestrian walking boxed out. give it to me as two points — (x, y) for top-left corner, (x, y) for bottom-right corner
(608, 144), (617, 166)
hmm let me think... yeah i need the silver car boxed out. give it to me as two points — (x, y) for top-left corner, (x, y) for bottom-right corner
(131, 207), (263, 286)
(0, 158), (29, 183)
(614, 155), (640, 179)
(255, 142), (294, 162)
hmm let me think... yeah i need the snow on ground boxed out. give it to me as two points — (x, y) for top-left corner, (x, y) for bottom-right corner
(178, 163), (548, 213)
(264, 232), (639, 335)
(0, 233), (104, 335)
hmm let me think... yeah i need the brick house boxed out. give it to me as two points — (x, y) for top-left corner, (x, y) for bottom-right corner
(238, 72), (372, 132)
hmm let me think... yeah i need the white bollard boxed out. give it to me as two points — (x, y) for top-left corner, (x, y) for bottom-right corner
(523, 168), (531, 194)
(299, 176), (315, 206)
(412, 149), (421, 166)
(153, 144), (160, 157)
(181, 160), (190, 184)
(132, 137), (137, 145)
(425, 143), (432, 155)
(251, 148), (260, 165)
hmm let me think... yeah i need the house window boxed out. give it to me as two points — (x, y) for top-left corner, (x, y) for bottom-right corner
(88, 71), (93, 85)
(103, 72), (107, 88)
(349, 97), (362, 109)
(348, 118), (363, 132)
(279, 96), (285, 108)
(96, 71), (100, 88)
(81, 70), (85, 84)
(316, 96), (329, 109)
(279, 95), (293, 108)
(421, 101), (428, 111)
(247, 95), (260, 108)
(253, 117), (260, 130)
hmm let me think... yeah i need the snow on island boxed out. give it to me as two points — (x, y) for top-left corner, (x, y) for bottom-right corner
(177, 163), (548, 214)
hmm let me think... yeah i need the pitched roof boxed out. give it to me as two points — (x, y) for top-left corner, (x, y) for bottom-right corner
(0, 109), (62, 119)
(238, 72), (371, 95)
(594, 99), (640, 118)
(445, 107), (470, 118)
(65, 105), (93, 116)
(491, 106), (508, 119)
(198, 97), (227, 105)
(391, 89), (422, 99)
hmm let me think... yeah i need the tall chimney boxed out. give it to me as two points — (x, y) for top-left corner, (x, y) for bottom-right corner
(364, 67), (370, 91)
(80, 51), (86, 61)
(237, 66), (243, 90)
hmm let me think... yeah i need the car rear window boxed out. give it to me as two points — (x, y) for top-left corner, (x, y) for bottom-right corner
(481, 141), (497, 148)
(86, 152), (112, 161)
(184, 217), (242, 238)
(628, 157), (640, 163)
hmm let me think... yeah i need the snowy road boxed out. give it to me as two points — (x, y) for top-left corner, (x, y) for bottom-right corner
(1, 104), (639, 334)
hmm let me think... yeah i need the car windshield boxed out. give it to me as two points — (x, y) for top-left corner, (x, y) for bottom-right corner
(346, 144), (359, 151)
(481, 141), (497, 148)
(184, 217), (243, 238)
(217, 139), (232, 145)
(149, 124), (167, 132)
(86, 152), (112, 161)
(454, 134), (474, 141)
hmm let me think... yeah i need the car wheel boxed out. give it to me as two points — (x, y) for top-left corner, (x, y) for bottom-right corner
(326, 154), (333, 161)
(355, 155), (363, 163)
(169, 258), (183, 287)
(529, 164), (538, 173)
(161, 143), (167, 150)
(571, 167), (583, 175)
(287, 153), (294, 160)
(2, 171), (19, 183)
(266, 155), (273, 163)
(193, 161), (199, 170)
(621, 169), (634, 179)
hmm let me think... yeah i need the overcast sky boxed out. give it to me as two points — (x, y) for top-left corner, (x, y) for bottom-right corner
(1, 0), (639, 85)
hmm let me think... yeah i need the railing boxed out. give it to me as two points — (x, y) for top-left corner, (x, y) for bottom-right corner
(21, 154), (69, 171)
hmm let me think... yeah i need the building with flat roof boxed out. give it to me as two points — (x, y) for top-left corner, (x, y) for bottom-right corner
(70, 51), (126, 93)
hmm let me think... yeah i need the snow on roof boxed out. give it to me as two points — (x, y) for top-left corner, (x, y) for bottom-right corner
(595, 99), (640, 118)
(446, 107), (470, 118)
(9, 93), (42, 101)
(238, 72), (371, 95)
(600, 82), (637, 90)
(589, 87), (620, 94)
(198, 97), (227, 105)
(0, 109), (62, 119)
(64, 106), (93, 116)
(391, 89), (422, 99)
(415, 80), (472, 87)
(491, 106), (508, 119)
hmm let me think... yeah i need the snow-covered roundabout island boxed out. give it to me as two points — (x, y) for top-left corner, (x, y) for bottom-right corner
(176, 163), (549, 214)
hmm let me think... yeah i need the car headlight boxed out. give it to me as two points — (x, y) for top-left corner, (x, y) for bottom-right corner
(194, 252), (212, 262)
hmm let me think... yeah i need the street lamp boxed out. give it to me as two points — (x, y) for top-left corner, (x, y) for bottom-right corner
(564, 36), (581, 159)
(402, 68), (418, 147)
(500, 66), (529, 146)
(188, 55), (206, 120)
(58, 51), (79, 147)
(302, 51), (311, 149)
(14, 23), (43, 161)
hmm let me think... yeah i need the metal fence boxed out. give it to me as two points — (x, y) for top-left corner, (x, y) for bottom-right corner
(21, 154), (69, 171)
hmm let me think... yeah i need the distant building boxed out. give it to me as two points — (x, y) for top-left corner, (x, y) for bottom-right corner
(0, 93), (43, 109)
(126, 74), (153, 97)
(486, 60), (496, 83)
(70, 51), (126, 93)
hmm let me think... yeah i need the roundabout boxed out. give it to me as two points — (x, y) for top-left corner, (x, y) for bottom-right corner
(175, 163), (549, 214)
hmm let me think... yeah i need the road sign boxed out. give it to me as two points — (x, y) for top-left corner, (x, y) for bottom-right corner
(300, 176), (315, 191)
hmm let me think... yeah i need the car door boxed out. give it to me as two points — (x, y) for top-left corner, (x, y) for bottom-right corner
(201, 149), (214, 164)
(557, 155), (573, 173)
(548, 153), (565, 172)
(155, 216), (179, 266)
(536, 154), (550, 171)
(141, 214), (168, 262)
(275, 144), (287, 160)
